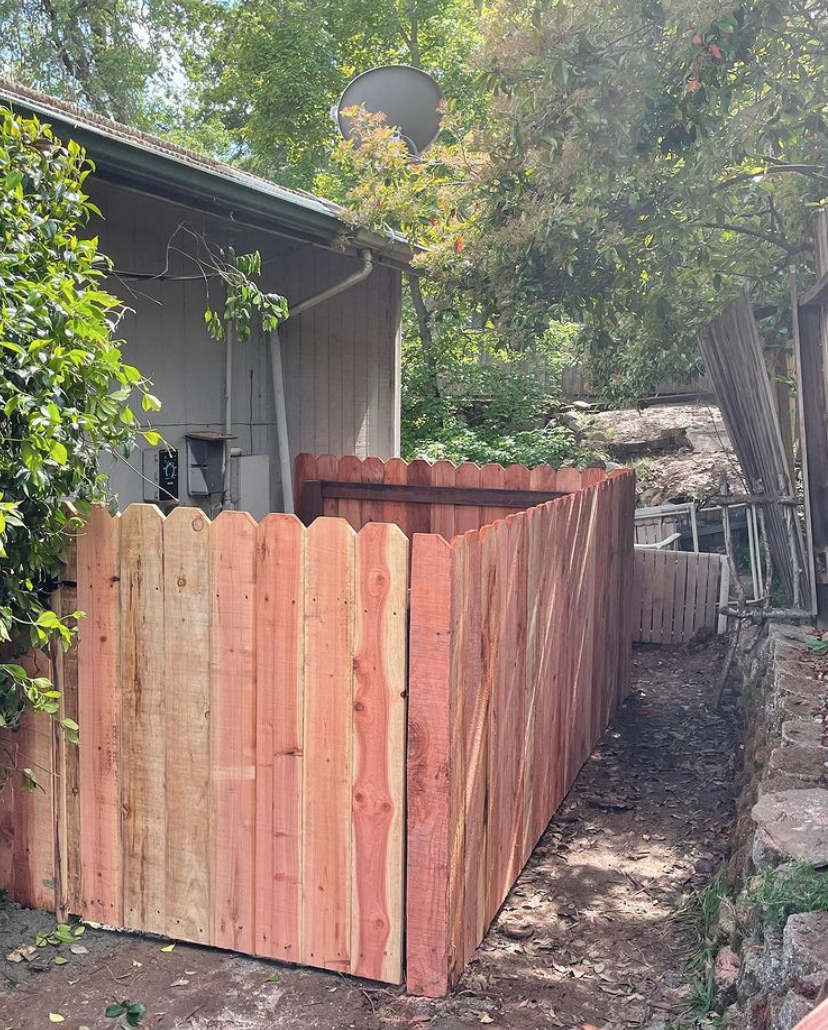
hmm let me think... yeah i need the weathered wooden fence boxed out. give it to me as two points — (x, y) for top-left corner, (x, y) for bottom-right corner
(406, 471), (635, 995)
(632, 548), (728, 644)
(0, 459), (636, 997)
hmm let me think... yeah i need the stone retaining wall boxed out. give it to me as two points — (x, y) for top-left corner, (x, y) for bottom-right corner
(722, 625), (828, 1030)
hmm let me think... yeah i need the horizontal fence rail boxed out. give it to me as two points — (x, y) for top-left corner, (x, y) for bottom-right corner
(0, 506), (409, 984)
(294, 454), (608, 538)
(406, 471), (636, 996)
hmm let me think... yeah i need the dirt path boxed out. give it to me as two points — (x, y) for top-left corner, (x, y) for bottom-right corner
(0, 644), (735, 1030)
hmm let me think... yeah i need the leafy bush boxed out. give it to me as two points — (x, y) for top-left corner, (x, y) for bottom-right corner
(401, 319), (589, 467)
(0, 106), (156, 786)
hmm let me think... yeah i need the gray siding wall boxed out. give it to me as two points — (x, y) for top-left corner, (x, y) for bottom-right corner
(88, 182), (401, 512)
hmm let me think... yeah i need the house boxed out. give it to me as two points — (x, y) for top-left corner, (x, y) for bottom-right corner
(0, 80), (410, 517)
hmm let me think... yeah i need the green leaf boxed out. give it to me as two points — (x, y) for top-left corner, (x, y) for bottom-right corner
(50, 440), (68, 464)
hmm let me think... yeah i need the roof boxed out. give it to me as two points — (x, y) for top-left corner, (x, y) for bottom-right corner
(0, 79), (410, 267)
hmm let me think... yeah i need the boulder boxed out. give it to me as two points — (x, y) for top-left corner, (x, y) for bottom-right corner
(767, 747), (827, 784)
(715, 946), (742, 1002)
(751, 790), (828, 868)
(781, 721), (825, 749)
(782, 912), (828, 979)
(771, 990), (814, 1030)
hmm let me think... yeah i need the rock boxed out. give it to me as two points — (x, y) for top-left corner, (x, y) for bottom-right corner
(763, 930), (787, 994)
(715, 946), (742, 1002)
(781, 721), (825, 748)
(739, 944), (765, 1003)
(782, 912), (828, 980)
(721, 1003), (745, 1030)
(747, 993), (770, 1030)
(714, 898), (739, 946)
(751, 790), (828, 868)
(772, 990), (814, 1030)
(759, 774), (816, 798)
(767, 746), (827, 784)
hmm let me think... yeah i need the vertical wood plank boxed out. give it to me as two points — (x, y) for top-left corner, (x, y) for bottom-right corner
(302, 517), (355, 971)
(351, 523), (408, 984)
(163, 507), (211, 943)
(458, 530), (485, 968)
(120, 505), (166, 935)
(659, 551), (678, 646)
(671, 549), (689, 645)
(52, 535), (80, 918)
(431, 460), (457, 541)
(211, 511), (258, 953)
(406, 533), (453, 998)
(76, 506), (122, 925)
(361, 456), (385, 527)
(480, 464), (506, 527)
(337, 455), (365, 531)
(316, 454), (340, 517)
(12, 657), (56, 911)
(293, 454), (317, 522)
(255, 514), (306, 962)
(406, 460), (434, 537)
(382, 457), (409, 538)
(454, 463), (482, 535)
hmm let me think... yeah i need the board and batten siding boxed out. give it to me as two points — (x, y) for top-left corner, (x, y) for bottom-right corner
(88, 182), (402, 512)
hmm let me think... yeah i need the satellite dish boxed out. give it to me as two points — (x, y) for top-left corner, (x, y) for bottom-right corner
(336, 65), (444, 158)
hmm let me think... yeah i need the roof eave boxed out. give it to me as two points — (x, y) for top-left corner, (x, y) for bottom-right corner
(0, 88), (413, 268)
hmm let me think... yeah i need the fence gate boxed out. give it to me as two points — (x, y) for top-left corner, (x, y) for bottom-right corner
(0, 505), (409, 984)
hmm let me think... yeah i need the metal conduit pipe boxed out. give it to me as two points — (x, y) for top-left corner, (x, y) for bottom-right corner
(269, 249), (374, 513)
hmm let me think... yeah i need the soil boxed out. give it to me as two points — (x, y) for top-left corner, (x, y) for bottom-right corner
(0, 643), (736, 1030)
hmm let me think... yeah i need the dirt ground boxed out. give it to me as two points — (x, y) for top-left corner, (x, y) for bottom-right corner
(1, 643), (736, 1030)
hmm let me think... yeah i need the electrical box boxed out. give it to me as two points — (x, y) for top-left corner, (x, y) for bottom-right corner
(185, 432), (231, 497)
(230, 455), (270, 520)
(142, 447), (179, 503)
(158, 449), (179, 501)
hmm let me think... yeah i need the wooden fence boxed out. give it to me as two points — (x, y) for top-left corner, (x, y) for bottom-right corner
(632, 548), (728, 644)
(0, 459), (636, 997)
(294, 453), (605, 536)
(406, 471), (635, 996)
(1, 506), (409, 984)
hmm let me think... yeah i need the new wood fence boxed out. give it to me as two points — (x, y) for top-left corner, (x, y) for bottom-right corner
(0, 459), (636, 997)
(294, 453), (606, 537)
(407, 472), (635, 995)
(1, 507), (409, 983)
(632, 548), (728, 644)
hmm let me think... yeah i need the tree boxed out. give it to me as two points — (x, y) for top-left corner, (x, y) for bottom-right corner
(0, 105), (157, 786)
(202, 0), (486, 190)
(0, 0), (220, 138)
(461, 0), (828, 400)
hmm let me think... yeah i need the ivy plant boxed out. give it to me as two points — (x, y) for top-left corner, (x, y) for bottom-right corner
(0, 105), (158, 789)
